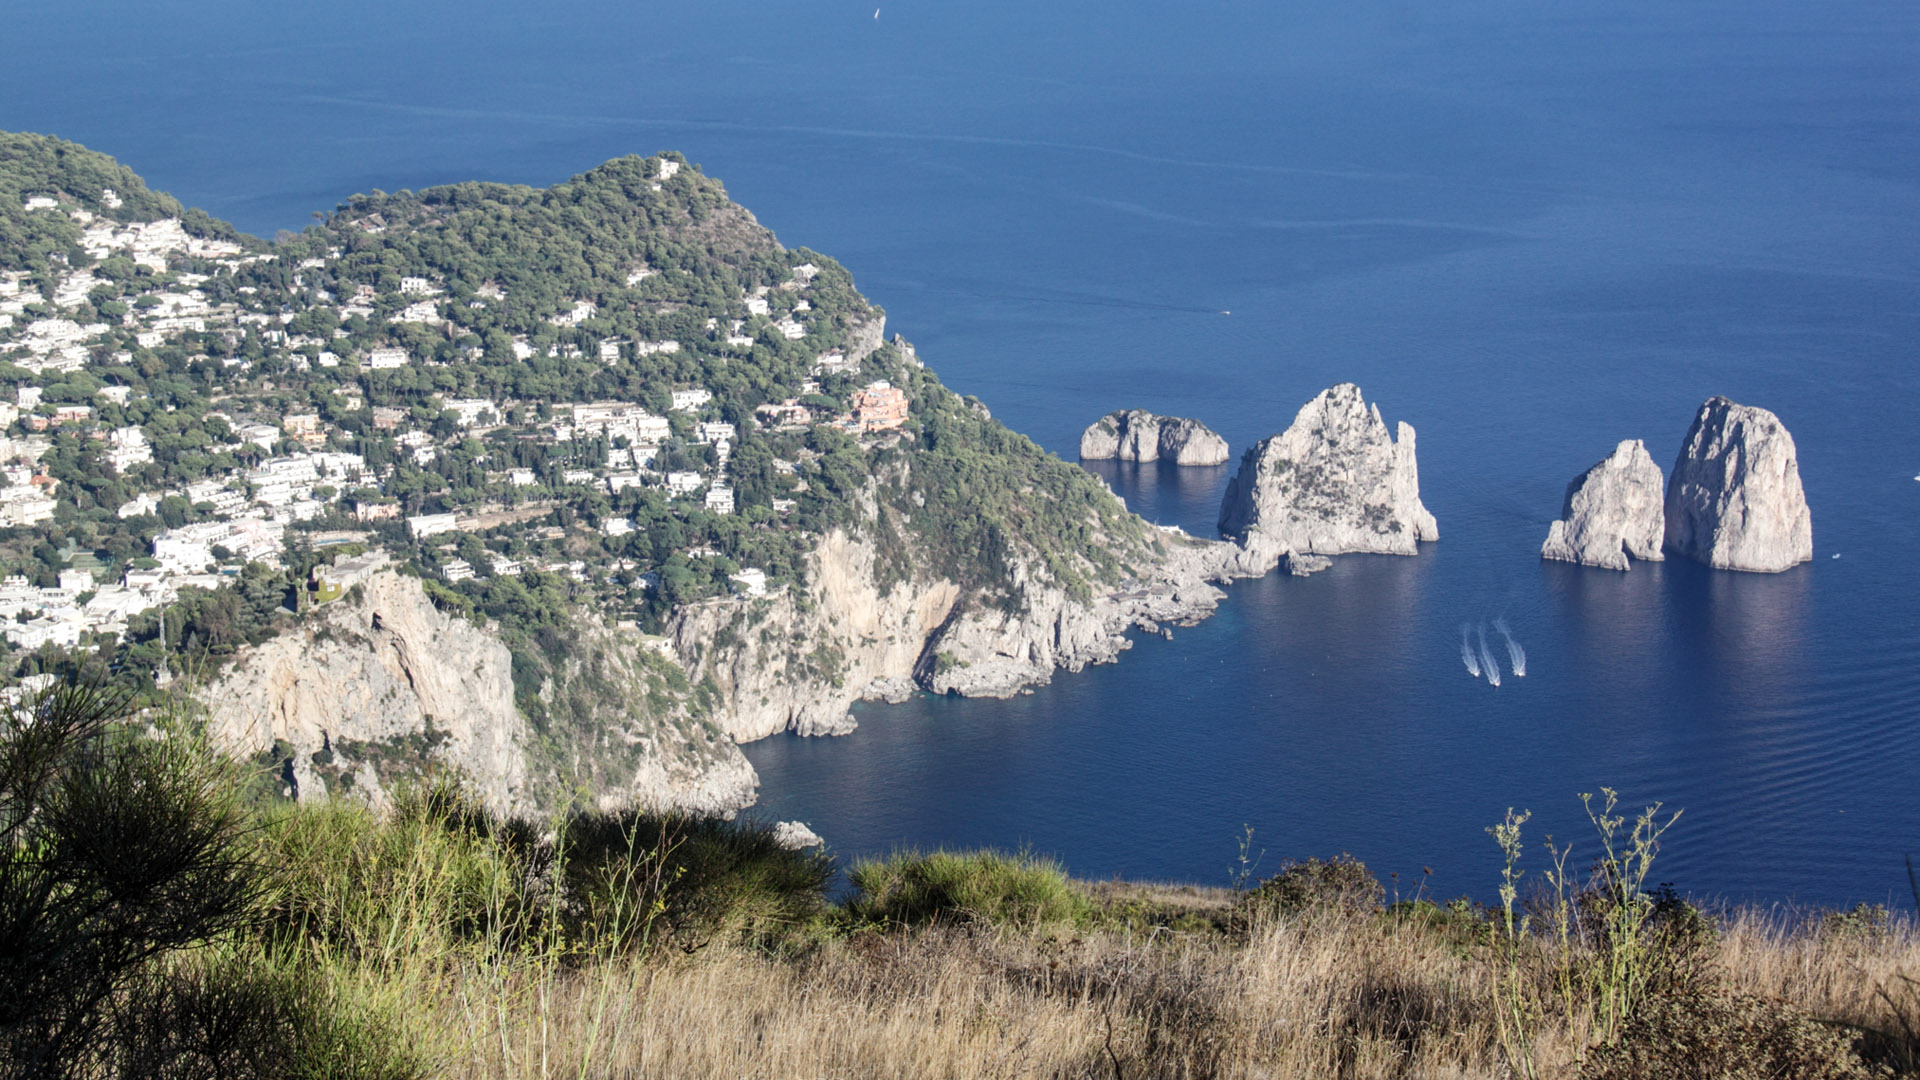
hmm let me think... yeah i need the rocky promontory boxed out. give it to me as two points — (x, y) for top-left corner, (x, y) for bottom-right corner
(1080, 411), (1230, 466)
(1216, 384), (1438, 572)
(1663, 397), (1813, 573)
(201, 571), (758, 817)
(1540, 439), (1666, 571)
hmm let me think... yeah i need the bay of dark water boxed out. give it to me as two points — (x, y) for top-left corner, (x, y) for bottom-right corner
(8, 0), (1917, 906)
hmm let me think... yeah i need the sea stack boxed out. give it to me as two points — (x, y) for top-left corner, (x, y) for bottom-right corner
(1540, 439), (1666, 571)
(1217, 383), (1437, 571)
(1079, 410), (1230, 466)
(1664, 397), (1812, 573)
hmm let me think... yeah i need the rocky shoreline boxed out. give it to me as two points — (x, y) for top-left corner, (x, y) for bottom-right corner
(202, 385), (1815, 821)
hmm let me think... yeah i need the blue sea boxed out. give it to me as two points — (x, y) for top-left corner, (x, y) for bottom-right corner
(8, 0), (1918, 907)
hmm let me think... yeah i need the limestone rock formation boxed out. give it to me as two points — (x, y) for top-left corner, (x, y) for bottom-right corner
(1664, 397), (1813, 573)
(202, 571), (756, 816)
(1080, 411), (1230, 466)
(669, 519), (1244, 737)
(773, 821), (824, 849)
(1216, 384), (1437, 572)
(1540, 439), (1666, 571)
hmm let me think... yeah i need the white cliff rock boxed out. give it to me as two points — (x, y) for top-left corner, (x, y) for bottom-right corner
(1080, 410), (1230, 466)
(1664, 397), (1812, 573)
(1216, 384), (1437, 572)
(1540, 439), (1666, 571)
(671, 506), (1246, 739)
(202, 571), (531, 814)
(202, 571), (756, 817)
(773, 821), (824, 849)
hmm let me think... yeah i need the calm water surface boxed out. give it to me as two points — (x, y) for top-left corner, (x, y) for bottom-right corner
(7, 0), (1917, 905)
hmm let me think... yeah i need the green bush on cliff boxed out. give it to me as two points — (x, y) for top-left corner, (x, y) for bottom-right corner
(0, 682), (419, 1079)
(845, 849), (1093, 931)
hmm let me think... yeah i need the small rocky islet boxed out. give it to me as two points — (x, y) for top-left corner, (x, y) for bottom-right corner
(1078, 410), (1230, 466)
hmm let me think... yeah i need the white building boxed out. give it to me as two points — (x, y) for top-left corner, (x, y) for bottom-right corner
(407, 513), (461, 540)
(0, 487), (56, 527)
(443, 398), (496, 427)
(366, 347), (409, 369)
(665, 471), (704, 496)
(117, 492), (161, 519)
(105, 426), (152, 471)
(704, 486), (735, 514)
(315, 551), (388, 592)
(670, 388), (712, 412)
(442, 559), (474, 582)
(602, 517), (633, 537)
(394, 300), (440, 324)
(398, 276), (436, 296)
(237, 424), (280, 450)
(508, 468), (536, 486)
(730, 568), (768, 597)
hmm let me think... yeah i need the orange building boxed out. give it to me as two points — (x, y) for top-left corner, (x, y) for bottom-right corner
(850, 381), (909, 433)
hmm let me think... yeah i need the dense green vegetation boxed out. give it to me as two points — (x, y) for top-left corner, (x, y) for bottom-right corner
(0, 132), (248, 271)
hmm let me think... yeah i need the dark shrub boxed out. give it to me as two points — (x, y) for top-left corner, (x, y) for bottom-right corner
(0, 684), (260, 1077)
(1240, 854), (1384, 921)
(1580, 991), (1876, 1080)
(561, 811), (834, 953)
(109, 956), (421, 1080)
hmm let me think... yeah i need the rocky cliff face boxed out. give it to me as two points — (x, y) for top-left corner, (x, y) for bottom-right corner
(670, 507), (1241, 740)
(202, 571), (755, 816)
(1216, 384), (1437, 572)
(202, 571), (531, 813)
(1541, 439), (1666, 571)
(1664, 397), (1813, 573)
(1079, 411), (1230, 466)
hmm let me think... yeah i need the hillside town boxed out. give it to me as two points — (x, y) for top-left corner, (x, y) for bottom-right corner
(0, 157), (919, 663)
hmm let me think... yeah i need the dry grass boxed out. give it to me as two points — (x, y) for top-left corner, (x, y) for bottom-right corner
(387, 886), (1920, 1080)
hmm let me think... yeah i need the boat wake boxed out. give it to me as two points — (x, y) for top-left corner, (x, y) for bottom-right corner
(1479, 625), (1502, 687)
(1493, 618), (1527, 678)
(1460, 625), (1481, 678)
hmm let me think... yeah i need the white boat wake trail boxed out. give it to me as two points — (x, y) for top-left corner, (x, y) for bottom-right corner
(1478, 625), (1502, 687)
(1493, 618), (1527, 677)
(1460, 624), (1481, 678)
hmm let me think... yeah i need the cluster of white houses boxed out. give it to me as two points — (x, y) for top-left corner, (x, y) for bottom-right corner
(0, 177), (876, 641)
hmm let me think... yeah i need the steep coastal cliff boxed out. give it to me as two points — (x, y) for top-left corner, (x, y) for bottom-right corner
(1079, 411), (1230, 466)
(1664, 397), (1813, 573)
(1541, 439), (1666, 571)
(202, 570), (756, 815)
(670, 474), (1241, 740)
(1217, 384), (1437, 573)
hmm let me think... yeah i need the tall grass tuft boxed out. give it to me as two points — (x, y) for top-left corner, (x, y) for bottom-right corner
(847, 849), (1093, 931)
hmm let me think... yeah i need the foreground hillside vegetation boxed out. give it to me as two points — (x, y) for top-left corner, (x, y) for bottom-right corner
(5, 684), (1918, 1079)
